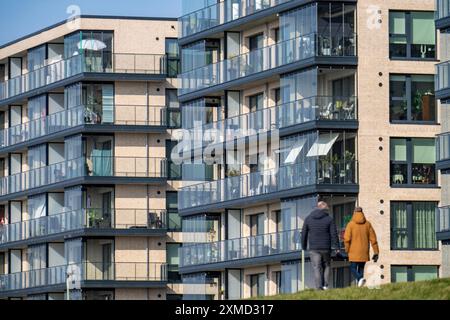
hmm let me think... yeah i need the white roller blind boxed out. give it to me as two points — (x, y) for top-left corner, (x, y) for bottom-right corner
(412, 12), (435, 45)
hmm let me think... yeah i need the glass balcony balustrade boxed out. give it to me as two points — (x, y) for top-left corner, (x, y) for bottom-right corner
(0, 156), (167, 197)
(437, 206), (450, 233)
(0, 262), (168, 293)
(192, 96), (357, 136)
(180, 33), (357, 95)
(180, 0), (289, 38)
(0, 53), (167, 102)
(180, 229), (302, 268)
(0, 209), (167, 246)
(179, 159), (358, 210)
(437, 0), (450, 20)
(0, 104), (168, 149)
(437, 133), (450, 162)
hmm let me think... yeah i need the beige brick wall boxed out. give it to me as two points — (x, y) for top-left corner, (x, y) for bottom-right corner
(357, 0), (441, 283)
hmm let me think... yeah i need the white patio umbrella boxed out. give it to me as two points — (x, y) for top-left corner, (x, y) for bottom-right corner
(77, 39), (107, 51)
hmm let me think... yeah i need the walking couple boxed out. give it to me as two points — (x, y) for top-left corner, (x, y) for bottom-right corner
(301, 201), (379, 290)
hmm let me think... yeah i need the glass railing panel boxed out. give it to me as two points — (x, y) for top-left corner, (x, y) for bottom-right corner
(180, 33), (356, 95)
(180, 229), (302, 267)
(0, 262), (168, 292)
(0, 157), (167, 198)
(437, 133), (450, 162)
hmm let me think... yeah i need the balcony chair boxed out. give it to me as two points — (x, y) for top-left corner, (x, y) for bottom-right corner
(320, 102), (333, 120)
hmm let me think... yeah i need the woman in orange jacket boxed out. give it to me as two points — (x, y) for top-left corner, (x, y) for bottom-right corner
(344, 207), (379, 287)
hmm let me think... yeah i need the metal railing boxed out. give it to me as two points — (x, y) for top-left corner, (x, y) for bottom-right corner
(0, 105), (168, 149)
(180, 229), (302, 267)
(437, 0), (450, 20)
(437, 206), (450, 233)
(179, 159), (358, 210)
(189, 96), (357, 133)
(0, 209), (167, 245)
(180, 32), (357, 95)
(0, 53), (167, 102)
(180, 0), (289, 38)
(0, 156), (167, 197)
(0, 262), (168, 293)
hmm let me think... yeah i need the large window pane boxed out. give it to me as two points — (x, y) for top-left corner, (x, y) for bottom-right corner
(412, 138), (436, 185)
(412, 266), (438, 281)
(412, 202), (437, 249)
(411, 12), (436, 58)
(411, 75), (435, 121)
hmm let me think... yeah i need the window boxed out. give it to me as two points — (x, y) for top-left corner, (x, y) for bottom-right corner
(389, 11), (436, 59)
(167, 243), (182, 282)
(167, 192), (181, 231)
(390, 138), (436, 186)
(390, 75), (436, 122)
(166, 140), (182, 180)
(250, 273), (265, 297)
(391, 202), (438, 250)
(391, 265), (438, 283)
(166, 38), (180, 78)
(166, 89), (181, 128)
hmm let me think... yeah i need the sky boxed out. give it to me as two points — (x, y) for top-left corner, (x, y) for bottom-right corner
(0, 0), (182, 46)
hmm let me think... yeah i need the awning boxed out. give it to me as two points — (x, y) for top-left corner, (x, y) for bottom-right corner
(307, 134), (339, 157)
(284, 139), (307, 164)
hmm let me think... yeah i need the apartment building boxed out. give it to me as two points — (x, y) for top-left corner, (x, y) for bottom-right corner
(436, 0), (450, 278)
(0, 16), (185, 300)
(176, 0), (442, 299)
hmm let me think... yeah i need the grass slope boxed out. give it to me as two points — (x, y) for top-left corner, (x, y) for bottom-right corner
(255, 278), (450, 300)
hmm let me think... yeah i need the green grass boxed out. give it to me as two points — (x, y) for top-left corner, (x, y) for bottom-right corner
(254, 278), (450, 300)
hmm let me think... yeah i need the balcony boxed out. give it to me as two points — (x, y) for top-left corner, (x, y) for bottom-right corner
(0, 156), (167, 199)
(437, 133), (450, 170)
(0, 105), (168, 151)
(436, 0), (450, 28)
(197, 95), (357, 135)
(180, 0), (290, 39)
(0, 209), (167, 247)
(0, 53), (167, 104)
(179, 33), (357, 98)
(180, 229), (302, 270)
(179, 159), (358, 214)
(0, 262), (168, 296)
(437, 206), (450, 241)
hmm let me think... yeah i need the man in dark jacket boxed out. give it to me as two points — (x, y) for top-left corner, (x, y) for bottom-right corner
(301, 201), (340, 290)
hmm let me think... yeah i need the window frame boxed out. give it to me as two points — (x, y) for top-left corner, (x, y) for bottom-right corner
(390, 201), (439, 251)
(389, 74), (437, 124)
(389, 11), (437, 61)
(390, 137), (437, 188)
